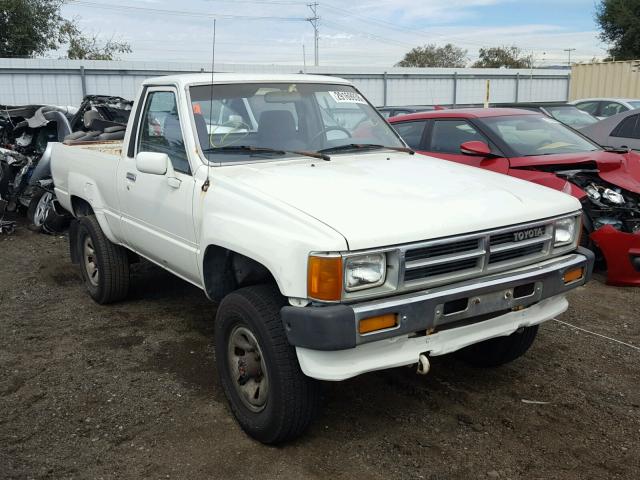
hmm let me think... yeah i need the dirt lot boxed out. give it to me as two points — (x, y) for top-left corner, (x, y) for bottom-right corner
(1, 217), (639, 480)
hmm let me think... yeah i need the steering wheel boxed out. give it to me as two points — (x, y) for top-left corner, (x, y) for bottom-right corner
(310, 126), (352, 146)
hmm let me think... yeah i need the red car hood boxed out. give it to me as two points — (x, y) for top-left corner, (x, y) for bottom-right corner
(509, 150), (640, 194)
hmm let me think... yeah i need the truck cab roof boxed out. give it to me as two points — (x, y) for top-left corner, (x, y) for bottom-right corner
(142, 73), (352, 88)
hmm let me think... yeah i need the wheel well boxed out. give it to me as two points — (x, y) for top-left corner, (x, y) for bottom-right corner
(71, 196), (94, 217)
(203, 245), (276, 301)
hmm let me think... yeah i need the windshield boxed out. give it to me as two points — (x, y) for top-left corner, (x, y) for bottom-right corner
(189, 83), (403, 163)
(482, 114), (599, 156)
(628, 101), (640, 109)
(544, 106), (598, 128)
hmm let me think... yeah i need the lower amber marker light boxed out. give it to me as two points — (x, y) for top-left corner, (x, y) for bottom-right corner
(563, 267), (584, 284)
(359, 314), (398, 334)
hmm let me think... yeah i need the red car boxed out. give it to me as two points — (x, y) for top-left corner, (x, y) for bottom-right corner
(389, 108), (640, 286)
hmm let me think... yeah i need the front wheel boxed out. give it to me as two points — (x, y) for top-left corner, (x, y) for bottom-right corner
(456, 325), (539, 367)
(76, 215), (130, 304)
(215, 285), (321, 444)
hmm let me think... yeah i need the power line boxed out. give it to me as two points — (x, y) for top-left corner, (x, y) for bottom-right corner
(66, 0), (308, 21)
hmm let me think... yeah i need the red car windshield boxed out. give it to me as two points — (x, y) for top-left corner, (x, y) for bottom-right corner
(481, 115), (599, 156)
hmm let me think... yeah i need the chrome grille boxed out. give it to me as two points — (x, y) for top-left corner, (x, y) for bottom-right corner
(401, 220), (555, 288)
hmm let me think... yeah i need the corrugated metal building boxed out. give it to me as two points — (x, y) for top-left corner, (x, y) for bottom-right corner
(1, 58), (570, 107)
(570, 60), (640, 100)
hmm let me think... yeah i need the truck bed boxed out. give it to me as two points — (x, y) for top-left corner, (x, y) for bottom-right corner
(62, 139), (123, 157)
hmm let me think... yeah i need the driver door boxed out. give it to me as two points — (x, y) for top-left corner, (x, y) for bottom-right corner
(117, 87), (200, 284)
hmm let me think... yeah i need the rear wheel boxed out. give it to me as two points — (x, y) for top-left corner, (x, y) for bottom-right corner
(215, 284), (321, 444)
(456, 325), (539, 367)
(76, 215), (130, 304)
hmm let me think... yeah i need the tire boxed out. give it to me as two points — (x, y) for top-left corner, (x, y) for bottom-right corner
(456, 325), (539, 367)
(76, 215), (130, 304)
(27, 188), (54, 232)
(215, 284), (321, 444)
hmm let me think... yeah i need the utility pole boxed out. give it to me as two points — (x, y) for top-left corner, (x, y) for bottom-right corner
(563, 48), (576, 67)
(307, 3), (319, 66)
(302, 44), (307, 73)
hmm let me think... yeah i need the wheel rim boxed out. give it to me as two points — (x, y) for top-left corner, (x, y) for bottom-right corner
(33, 192), (54, 227)
(227, 325), (269, 412)
(83, 236), (99, 287)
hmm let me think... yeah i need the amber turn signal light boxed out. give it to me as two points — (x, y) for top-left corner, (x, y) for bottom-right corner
(563, 267), (584, 284)
(359, 314), (398, 334)
(308, 255), (343, 301)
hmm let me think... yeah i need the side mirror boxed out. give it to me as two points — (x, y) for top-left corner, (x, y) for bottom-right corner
(460, 141), (492, 157)
(136, 152), (168, 175)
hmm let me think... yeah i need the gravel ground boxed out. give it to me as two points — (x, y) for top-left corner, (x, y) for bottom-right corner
(1, 217), (639, 480)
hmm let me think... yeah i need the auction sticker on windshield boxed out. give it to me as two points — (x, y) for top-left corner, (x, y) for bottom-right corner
(329, 91), (367, 104)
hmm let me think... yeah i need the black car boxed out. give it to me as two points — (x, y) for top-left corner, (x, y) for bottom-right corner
(494, 102), (598, 129)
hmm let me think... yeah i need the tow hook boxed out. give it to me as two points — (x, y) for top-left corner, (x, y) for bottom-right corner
(416, 352), (430, 375)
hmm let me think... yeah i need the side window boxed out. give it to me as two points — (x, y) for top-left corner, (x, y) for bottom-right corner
(601, 102), (627, 118)
(430, 120), (488, 154)
(576, 101), (599, 115)
(392, 121), (427, 149)
(611, 115), (640, 139)
(138, 91), (190, 174)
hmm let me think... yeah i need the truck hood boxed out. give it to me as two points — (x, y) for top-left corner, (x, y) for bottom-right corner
(509, 150), (640, 194)
(223, 152), (581, 250)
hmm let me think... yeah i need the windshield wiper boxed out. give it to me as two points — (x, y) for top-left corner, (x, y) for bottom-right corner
(318, 143), (415, 155)
(203, 145), (330, 161)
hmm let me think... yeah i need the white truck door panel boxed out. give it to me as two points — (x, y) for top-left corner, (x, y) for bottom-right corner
(118, 87), (200, 284)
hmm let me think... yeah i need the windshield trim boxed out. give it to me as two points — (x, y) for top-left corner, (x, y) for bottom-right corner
(186, 81), (407, 167)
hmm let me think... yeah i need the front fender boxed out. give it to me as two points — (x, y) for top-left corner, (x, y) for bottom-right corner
(197, 179), (348, 299)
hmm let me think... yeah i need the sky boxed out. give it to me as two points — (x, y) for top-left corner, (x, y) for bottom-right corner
(59, 0), (605, 67)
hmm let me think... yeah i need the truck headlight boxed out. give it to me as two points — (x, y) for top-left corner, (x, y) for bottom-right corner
(554, 217), (578, 247)
(344, 253), (386, 291)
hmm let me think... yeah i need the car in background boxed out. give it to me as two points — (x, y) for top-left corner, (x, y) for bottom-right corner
(496, 103), (598, 129)
(389, 108), (640, 286)
(571, 98), (640, 119)
(377, 105), (443, 119)
(580, 109), (640, 151)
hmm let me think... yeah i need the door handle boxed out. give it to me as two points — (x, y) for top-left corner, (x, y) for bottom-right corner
(126, 172), (137, 182)
(167, 177), (181, 189)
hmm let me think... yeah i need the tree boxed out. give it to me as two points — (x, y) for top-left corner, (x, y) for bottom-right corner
(472, 46), (534, 68)
(0, 0), (64, 57)
(596, 0), (640, 60)
(396, 43), (468, 68)
(59, 21), (131, 60)
(0, 0), (131, 60)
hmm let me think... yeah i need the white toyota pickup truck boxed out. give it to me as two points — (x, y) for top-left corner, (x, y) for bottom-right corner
(51, 73), (594, 444)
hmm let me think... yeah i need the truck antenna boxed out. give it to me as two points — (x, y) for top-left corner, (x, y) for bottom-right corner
(202, 17), (216, 192)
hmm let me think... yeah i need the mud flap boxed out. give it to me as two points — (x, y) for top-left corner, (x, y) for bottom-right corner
(68, 219), (81, 264)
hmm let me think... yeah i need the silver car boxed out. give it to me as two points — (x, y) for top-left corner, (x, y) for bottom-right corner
(580, 108), (640, 150)
(571, 98), (640, 119)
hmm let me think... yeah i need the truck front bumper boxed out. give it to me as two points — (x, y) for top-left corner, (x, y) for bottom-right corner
(282, 248), (594, 380)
